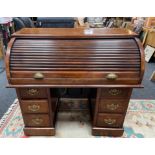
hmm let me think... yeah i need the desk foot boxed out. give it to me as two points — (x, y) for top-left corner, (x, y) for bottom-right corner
(24, 127), (55, 136)
(92, 127), (124, 137)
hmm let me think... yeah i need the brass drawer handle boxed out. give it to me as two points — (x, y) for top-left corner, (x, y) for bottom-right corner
(32, 118), (43, 125)
(27, 88), (39, 96)
(34, 72), (44, 80)
(104, 118), (116, 125)
(108, 89), (122, 96)
(106, 103), (119, 111)
(28, 104), (40, 112)
(106, 73), (118, 80)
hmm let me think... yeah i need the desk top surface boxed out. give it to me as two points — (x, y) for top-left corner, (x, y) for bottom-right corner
(12, 28), (137, 38)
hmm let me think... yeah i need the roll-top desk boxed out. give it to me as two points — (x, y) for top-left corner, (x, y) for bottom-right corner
(5, 28), (145, 136)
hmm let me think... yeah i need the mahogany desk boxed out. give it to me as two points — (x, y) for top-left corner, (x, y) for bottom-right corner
(5, 28), (145, 136)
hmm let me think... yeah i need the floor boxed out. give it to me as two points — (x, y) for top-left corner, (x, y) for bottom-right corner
(131, 62), (155, 99)
(0, 59), (155, 119)
(1, 99), (155, 138)
(0, 60), (16, 119)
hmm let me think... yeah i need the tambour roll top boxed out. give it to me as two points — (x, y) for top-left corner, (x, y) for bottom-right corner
(6, 28), (144, 87)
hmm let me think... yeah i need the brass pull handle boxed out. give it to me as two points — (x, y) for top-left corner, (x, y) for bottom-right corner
(34, 72), (44, 80)
(108, 89), (122, 96)
(106, 103), (119, 111)
(27, 88), (39, 96)
(28, 104), (40, 112)
(32, 118), (43, 125)
(106, 73), (117, 80)
(104, 118), (116, 125)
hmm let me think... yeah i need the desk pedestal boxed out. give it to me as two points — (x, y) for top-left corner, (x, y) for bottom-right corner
(16, 87), (132, 137)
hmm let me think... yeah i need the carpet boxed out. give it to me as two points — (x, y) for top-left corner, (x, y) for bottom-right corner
(0, 99), (155, 138)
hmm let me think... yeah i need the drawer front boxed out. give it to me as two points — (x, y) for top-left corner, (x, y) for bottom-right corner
(20, 100), (49, 113)
(24, 114), (50, 127)
(96, 113), (124, 128)
(100, 88), (131, 99)
(18, 88), (48, 99)
(98, 99), (128, 113)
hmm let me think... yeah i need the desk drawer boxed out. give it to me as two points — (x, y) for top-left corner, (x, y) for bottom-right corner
(96, 113), (124, 128)
(100, 88), (131, 99)
(20, 100), (49, 113)
(18, 88), (48, 99)
(24, 114), (50, 127)
(98, 99), (128, 113)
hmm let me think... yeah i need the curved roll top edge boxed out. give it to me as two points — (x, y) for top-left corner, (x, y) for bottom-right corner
(134, 37), (145, 83)
(5, 37), (16, 81)
(6, 36), (144, 87)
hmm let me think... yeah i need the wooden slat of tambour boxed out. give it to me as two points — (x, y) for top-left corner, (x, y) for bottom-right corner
(14, 43), (136, 46)
(12, 51), (139, 54)
(11, 71), (138, 75)
(11, 51), (139, 54)
(11, 51), (140, 55)
(10, 59), (140, 62)
(12, 47), (137, 50)
(10, 56), (140, 59)
(11, 53), (140, 57)
(10, 67), (140, 71)
(11, 48), (139, 51)
(10, 63), (140, 66)
(11, 51), (139, 55)
(13, 44), (137, 47)
(10, 61), (140, 65)
(11, 50), (139, 53)
(10, 65), (140, 68)
(14, 46), (136, 48)
(13, 47), (137, 50)
(10, 71), (140, 78)
(11, 50), (139, 54)
(10, 78), (140, 85)
(10, 58), (140, 63)
(10, 57), (140, 60)
(10, 64), (140, 68)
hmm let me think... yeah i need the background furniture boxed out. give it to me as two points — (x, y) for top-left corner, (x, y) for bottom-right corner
(13, 17), (76, 31)
(144, 17), (155, 27)
(143, 28), (155, 48)
(150, 71), (155, 81)
(13, 17), (35, 32)
(36, 17), (75, 28)
(0, 33), (3, 59)
(0, 17), (14, 49)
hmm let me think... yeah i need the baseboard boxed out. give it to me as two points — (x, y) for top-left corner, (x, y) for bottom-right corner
(24, 127), (55, 136)
(92, 127), (124, 137)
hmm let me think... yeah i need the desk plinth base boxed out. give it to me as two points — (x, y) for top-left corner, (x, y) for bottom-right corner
(92, 127), (124, 137)
(24, 127), (55, 136)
